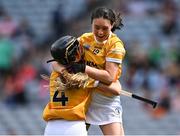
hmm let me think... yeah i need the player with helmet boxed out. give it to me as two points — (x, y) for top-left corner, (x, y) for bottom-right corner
(42, 35), (122, 135)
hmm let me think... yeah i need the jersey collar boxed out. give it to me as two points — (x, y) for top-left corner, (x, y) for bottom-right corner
(94, 32), (112, 44)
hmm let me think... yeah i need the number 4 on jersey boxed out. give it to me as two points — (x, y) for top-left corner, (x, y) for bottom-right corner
(53, 91), (68, 106)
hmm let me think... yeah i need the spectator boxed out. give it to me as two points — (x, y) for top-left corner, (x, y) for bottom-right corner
(160, 0), (179, 36)
(0, 35), (14, 77)
(51, 4), (67, 40)
(0, 12), (18, 38)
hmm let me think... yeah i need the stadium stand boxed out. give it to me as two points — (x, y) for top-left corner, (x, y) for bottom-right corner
(0, 0), (179, 135)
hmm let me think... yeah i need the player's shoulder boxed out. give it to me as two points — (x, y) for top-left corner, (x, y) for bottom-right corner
(79, 32), (94, 40)
(110, 33), (124, 46)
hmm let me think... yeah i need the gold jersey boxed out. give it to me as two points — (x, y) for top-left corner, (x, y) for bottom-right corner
(43, 71), (94, 121)
(79, 32), (126, 96)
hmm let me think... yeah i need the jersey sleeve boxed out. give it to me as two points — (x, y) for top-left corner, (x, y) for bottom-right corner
(77, 33), (89, 47)
(106, 41), (126, 64)
(84, 78), (98, 89)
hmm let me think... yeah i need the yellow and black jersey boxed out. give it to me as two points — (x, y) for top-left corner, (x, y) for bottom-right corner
(43, 71), (95, 121)
(78, 32), (126, 96)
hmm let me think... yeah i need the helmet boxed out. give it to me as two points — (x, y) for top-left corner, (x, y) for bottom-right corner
(47, 36), (83, 65)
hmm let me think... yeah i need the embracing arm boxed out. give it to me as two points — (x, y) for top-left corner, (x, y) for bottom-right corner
(85, 66), (113, 85)
(53, 60), (120, 85)
(51, 61), (121, 95)
(85, 61), (120, 85)
(85, 61), (122, 96)
(97, 80), (121, 95)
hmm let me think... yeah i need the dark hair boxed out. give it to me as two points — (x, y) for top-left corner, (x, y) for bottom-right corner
(91, 7), (123, 32)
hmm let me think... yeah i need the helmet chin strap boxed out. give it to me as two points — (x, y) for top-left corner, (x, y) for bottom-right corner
(75, 45), (84, 62)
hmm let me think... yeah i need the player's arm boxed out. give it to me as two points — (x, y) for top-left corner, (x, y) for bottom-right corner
(85, 43), (125, 85)
(84, 76), (121, 96)
(85, 65), (113, 85)
(97, 80), (121, 95)
(51, 61), (121, 95)
(71, 43), (125, 85)
(67, 61), (118, 85)
(51, 61), (117, 86)
(85, 61), (119, 85)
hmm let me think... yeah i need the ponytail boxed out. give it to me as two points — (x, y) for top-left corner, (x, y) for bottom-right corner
(111, 12), (124, 32)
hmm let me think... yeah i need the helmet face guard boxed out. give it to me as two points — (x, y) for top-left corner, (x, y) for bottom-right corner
(47, 36), (84, 65)
(65, 39), (80, 63)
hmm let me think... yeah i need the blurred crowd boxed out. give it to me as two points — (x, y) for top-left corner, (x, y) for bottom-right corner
(0, 0), (179, 120)
(119, 0), (180, 119)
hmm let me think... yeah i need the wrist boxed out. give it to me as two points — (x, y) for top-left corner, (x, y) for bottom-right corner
(93, 80), (100, 87)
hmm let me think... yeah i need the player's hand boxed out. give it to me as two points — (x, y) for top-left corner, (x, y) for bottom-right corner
(66, 61), (86, 73)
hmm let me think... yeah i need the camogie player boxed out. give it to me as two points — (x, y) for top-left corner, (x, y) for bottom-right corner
(43, 36), (122, 135)
(67, 7), (126, 135)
